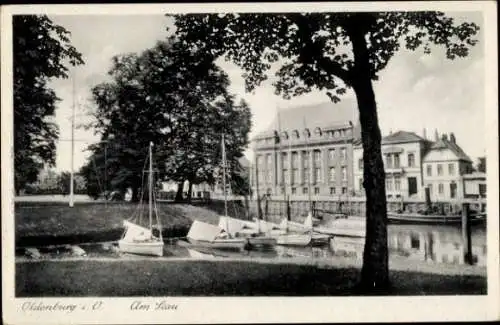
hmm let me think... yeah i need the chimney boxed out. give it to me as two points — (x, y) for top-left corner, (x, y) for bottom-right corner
(423, 128), (427, 140)
(450, 132), (456, 144)
(434, 129), (439, 142)
(442, 133), (448, 141)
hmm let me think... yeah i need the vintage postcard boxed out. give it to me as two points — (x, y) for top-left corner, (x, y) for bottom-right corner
(2, 2), (499, 324)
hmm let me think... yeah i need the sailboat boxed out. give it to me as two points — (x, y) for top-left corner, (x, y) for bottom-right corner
(216, 134), (277, 247)
(183, 134), (249, 250)
(118, 142), (164, 257)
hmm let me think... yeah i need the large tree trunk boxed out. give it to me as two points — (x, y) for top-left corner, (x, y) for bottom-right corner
(349, 20), (390, 293)
(174, 181), (184, 202)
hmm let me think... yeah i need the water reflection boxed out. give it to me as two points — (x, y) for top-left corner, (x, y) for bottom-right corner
(17, 224), (487, 267)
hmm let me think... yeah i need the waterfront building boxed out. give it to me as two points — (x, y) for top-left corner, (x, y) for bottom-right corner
(422, 132), (474, 200)
(463, 172), (487, 199)
(353, 130), (433, 200)
(250, 100), (360, 199)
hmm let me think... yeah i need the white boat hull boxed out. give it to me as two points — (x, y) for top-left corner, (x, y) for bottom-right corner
(276, 234), (311, 246)
(118, 239), (164, 257)
(247, 236), (277, 246)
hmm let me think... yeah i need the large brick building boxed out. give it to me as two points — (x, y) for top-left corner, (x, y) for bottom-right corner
(250, 100), (361, 199)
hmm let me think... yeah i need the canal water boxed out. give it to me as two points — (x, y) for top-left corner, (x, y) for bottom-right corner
(16, 223), (487, 267)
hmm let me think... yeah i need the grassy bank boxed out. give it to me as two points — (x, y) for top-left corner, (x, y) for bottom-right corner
(15, 201), (249, 246)
(16, 259), (486, 296)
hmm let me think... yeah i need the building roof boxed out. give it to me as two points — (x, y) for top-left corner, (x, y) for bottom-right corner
(382, 131), (425, 144)
(255, 99), (359, 139)
(353, 130), (425, 148)
(430, 138), (472, 162)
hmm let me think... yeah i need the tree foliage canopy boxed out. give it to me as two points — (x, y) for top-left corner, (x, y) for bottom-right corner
(13, 15), (84, 193)
(81, 36), (252, 201)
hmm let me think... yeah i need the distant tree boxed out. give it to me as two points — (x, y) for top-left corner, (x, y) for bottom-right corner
(57, 171), (77, 195)
(173, 11), (480, 292)
(477, 157), (486, 173)
(13, 15), (84, 194)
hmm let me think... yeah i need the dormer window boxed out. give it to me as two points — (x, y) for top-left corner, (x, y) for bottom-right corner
(314, 127), (322, 137)
(303, 128), (311, 138)
(292, 130), (300, 139)
(281, 131), (288, 140)
(334, 130), (340, 138)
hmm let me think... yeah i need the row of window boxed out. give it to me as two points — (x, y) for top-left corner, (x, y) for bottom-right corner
(357, 152), (417, 170)
(427, 182), (458, 198)
(426, 163), (455, 176)
(258, 166), (348, 184)
(258, 127), (352, 143)
(258, 148), (349, 169)
(278, 186), (349, 195)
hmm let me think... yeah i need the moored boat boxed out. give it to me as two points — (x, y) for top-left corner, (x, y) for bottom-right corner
(118, 142), (164, 257)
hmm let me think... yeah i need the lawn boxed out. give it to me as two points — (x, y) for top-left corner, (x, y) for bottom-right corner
(15, 259), (486, 296)
(15, 200), (249, 246)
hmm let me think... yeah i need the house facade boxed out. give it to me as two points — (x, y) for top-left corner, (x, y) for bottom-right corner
(353, 131), (433, 200)
(422, 133), (474, 200)
(250, 100), (361, 199)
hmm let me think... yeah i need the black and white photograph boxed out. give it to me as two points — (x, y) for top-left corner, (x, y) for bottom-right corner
(1, 2), (498, 324)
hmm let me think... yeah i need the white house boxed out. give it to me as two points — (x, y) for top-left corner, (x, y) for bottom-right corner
(353, 130), (433, 199)
(422, 132), (474, 200)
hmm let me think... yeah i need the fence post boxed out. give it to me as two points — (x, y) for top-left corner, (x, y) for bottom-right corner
(461, 203), (473, 265)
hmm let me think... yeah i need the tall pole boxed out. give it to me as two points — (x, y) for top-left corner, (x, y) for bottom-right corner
(303, 117), (313, 216)
(149, 142), (153, 232)
(104, 144), (107, 208)
(69, 69), (75, 208)
(276, 107), (286, 220)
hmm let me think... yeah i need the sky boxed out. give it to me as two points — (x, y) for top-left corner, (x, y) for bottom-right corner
(47, 12), (486, 173)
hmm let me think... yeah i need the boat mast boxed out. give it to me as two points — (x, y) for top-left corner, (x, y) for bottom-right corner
(276, 107), (287, 226)
(303, 117), (313, 231)
(149, 142), (153, 234)
(222, 134), (229, 234)
(69, 69), (75, 208)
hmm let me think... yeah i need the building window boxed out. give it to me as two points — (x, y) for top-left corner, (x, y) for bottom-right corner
(340, 147), (347, 160)
(342, 187), (347, 194)
(314, 167), (322, 183)
(314, 127), (322, 136)
(448, 163), (455, 175)
(329, 167), (336, 182)
(359, 178), (364, 191)
(428, 184), (433, 197)
(341, 166), (347, 181)
(292, 169), (299, 184)
(450, 182), (457, 198)
(328, 149), (335, 161)
(437, 164), (443, 176)
(303, 187), (308, 194)
(386, 177), (393, 191)
(394, 153), (400, 168)
(314, 187), (320, 195)
(267, 170), (272, 183)
(358, 158), (363, 170)
(291, 152), (298, 167)
(303, 168), (310, 184)
(314, 150), (321, 164)
(330, 187), (336, 195)
(408, 153), (415, 167)
(386, 154), (393, 168)
(257, 155), (263, 166)
(427, 165), (432, 176)
(394, 176), (401, 191)
(291, 187), (297, 195)
(438, 183), (444, 195)
(302, 151), (309, 167)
